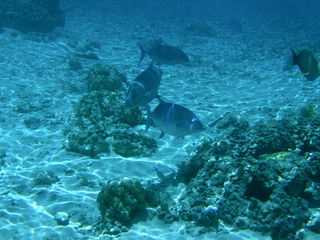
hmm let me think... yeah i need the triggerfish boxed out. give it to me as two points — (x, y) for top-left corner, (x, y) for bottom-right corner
(148, 99), (204, 138)
(138, 43), (189, 65)
(291, 49), (319, 81)
(125, 63), (162, 107)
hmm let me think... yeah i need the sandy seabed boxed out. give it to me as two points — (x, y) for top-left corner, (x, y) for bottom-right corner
(0, 1), (320, 240)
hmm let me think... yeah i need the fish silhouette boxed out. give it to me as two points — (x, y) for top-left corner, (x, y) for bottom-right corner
(148, 99), (204, 138)
(291, 49), (319, 81)
(138, 43), (189, 65)
(125, 63), (162, 107)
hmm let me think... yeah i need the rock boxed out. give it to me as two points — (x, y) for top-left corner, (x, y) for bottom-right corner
(0, 148), (6, 159)
(307, 213), (320, 234)
(197, 205), (219, 228)
(300, 104), (318, 119)
(24, 116), (41, 130)
(174, 109), (320, 239)
(68, 58), (82, 71)
(33, 171), (60, 186)
(55, 212), (69, 226)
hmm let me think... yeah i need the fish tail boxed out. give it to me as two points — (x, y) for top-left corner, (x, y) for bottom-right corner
(291, 49), (298, 65)
(155, 95), (164, 103)
(147, 60), (154, 70)
(138, 43), (146, 63)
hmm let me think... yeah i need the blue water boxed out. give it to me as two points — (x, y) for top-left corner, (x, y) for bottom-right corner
(0, 0), (319, 239)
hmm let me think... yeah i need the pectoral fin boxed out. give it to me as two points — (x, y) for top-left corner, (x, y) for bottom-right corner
(297, 72), (310, 76)
(159, 131), (165, 138)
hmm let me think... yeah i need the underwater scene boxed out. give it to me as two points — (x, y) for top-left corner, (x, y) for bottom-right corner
(1, 0), (320, 239)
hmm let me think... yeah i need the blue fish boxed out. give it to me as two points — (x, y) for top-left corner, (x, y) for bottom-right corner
(138, 43), (189, 65)
(149, 99), (204, 138)
(125, 63), (162, 107)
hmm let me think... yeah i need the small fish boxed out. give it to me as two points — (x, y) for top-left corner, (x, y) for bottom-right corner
(291, 49), (319, 81)
(138, 43), (189, 65)
(148, 99), (204, 138)
(125, 63), (162, 107)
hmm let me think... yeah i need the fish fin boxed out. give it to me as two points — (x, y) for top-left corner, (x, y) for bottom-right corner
(296, 72), (310, 76)
(291, 49), (298, 65)
(156, 95), (164, 103)
(159, 131), (165, 138)
(138, 43), (146, 63)
(207, 113), (225, 127)
(155, 167), (166, 180)
(152, 60), (162, 67)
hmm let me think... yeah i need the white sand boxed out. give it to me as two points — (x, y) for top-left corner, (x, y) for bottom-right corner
(0, 1), (319, 239)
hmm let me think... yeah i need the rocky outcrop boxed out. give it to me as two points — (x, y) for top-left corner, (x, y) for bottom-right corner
(0, 0), (65, 33)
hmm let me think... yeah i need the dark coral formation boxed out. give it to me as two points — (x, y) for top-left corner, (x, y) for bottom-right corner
(96, 178), (158, 233)
(64, 65), (157, 158)
(86, 64), (127, 92)
(92, 104), (320, 239)
(65, 91), (157, 158)
(0, 0), (65, 33)
(170, 105), (320, 239)
(111, 129), (158, 157)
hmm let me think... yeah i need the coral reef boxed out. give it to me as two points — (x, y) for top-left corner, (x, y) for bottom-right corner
(64, 64), (157, 158)
(96, 178), (158, 233)
(111, 129), (157, 157)
(64, 91), (157, 158)
(168, 106), (320, 239)
(86, 64), (127, 92)
(92, 105), (320, 239)
(0, 0), (64, 33)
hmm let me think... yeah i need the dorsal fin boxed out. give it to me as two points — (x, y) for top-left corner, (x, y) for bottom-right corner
(138, 42), (146, 63)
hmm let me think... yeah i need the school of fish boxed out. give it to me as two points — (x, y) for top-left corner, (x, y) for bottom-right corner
(125, 41), (320, 138)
